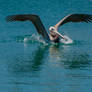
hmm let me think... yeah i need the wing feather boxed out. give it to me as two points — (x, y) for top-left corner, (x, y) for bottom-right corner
(6, 14), (50, 41)
(54, 14), (92, 29)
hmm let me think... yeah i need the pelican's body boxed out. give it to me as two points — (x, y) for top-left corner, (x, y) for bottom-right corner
(49, 33), (60, 43)
(6, 14), (92, 43)
(49, 26), (60, 43)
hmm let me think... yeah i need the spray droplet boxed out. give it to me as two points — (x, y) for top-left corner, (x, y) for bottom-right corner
(24, 38), (28, 42)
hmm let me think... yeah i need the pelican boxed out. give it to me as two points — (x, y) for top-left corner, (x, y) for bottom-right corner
(6, 14), (92, 43)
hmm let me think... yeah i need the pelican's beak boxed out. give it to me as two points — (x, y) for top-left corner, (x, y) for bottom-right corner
(53, 31), (66, 40)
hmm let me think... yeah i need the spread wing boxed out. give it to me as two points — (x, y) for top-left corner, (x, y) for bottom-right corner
(6, 14), (50, 41)
(54, 14), (92, 29)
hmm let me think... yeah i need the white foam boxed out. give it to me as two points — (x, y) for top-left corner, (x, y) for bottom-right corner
(60, 35), (73, 44)
(24, 37), (29, 42)
(23, 34), (73, 45)
(23, 34), (47, 45)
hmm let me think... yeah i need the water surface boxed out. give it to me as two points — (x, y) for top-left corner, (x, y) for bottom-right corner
(0, 0), (92, 92)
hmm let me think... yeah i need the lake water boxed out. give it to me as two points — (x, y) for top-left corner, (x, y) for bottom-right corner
(0, 0), (92, 92)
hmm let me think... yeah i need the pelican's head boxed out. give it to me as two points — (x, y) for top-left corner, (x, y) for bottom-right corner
(49, 26), (58, 38)
(49, 26), (60, 42)
(49, 26), (57, 32)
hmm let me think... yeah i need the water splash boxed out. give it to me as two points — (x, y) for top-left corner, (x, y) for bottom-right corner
(60, 35), (73, 44)
(24, 34), (48, 45)
(23, 34), (73, 45)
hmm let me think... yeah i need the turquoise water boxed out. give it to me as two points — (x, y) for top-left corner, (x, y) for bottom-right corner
(0, 0), (92, 92)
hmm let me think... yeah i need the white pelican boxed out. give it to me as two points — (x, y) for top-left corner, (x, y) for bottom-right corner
(6, 14), (92, 43)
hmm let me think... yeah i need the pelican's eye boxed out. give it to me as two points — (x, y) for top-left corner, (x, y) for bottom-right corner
(49, 26), (55, 31)
(51, 28), (55, 31)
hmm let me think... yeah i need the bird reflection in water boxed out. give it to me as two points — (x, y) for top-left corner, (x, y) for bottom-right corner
(49, 44), (62, 64)
(48, 44), (91, 69)
(7, 43), (91, 77)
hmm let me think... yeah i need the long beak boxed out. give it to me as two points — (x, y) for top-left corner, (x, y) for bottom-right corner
(54, 31), (65, 39)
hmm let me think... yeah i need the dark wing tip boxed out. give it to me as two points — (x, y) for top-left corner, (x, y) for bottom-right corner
(80, 14), (92, 23)
(86, 15), (92, 23)
(6, 15), (29, 22)
(6, 15), (15, 22)
(6, 15), (24, 22)
(71, 14), (92, 23)
(6, 14), (40, 22)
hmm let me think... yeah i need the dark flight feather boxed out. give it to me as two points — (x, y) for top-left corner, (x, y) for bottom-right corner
(54, 14), (92, 28)
(6, 14), (50, 41)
